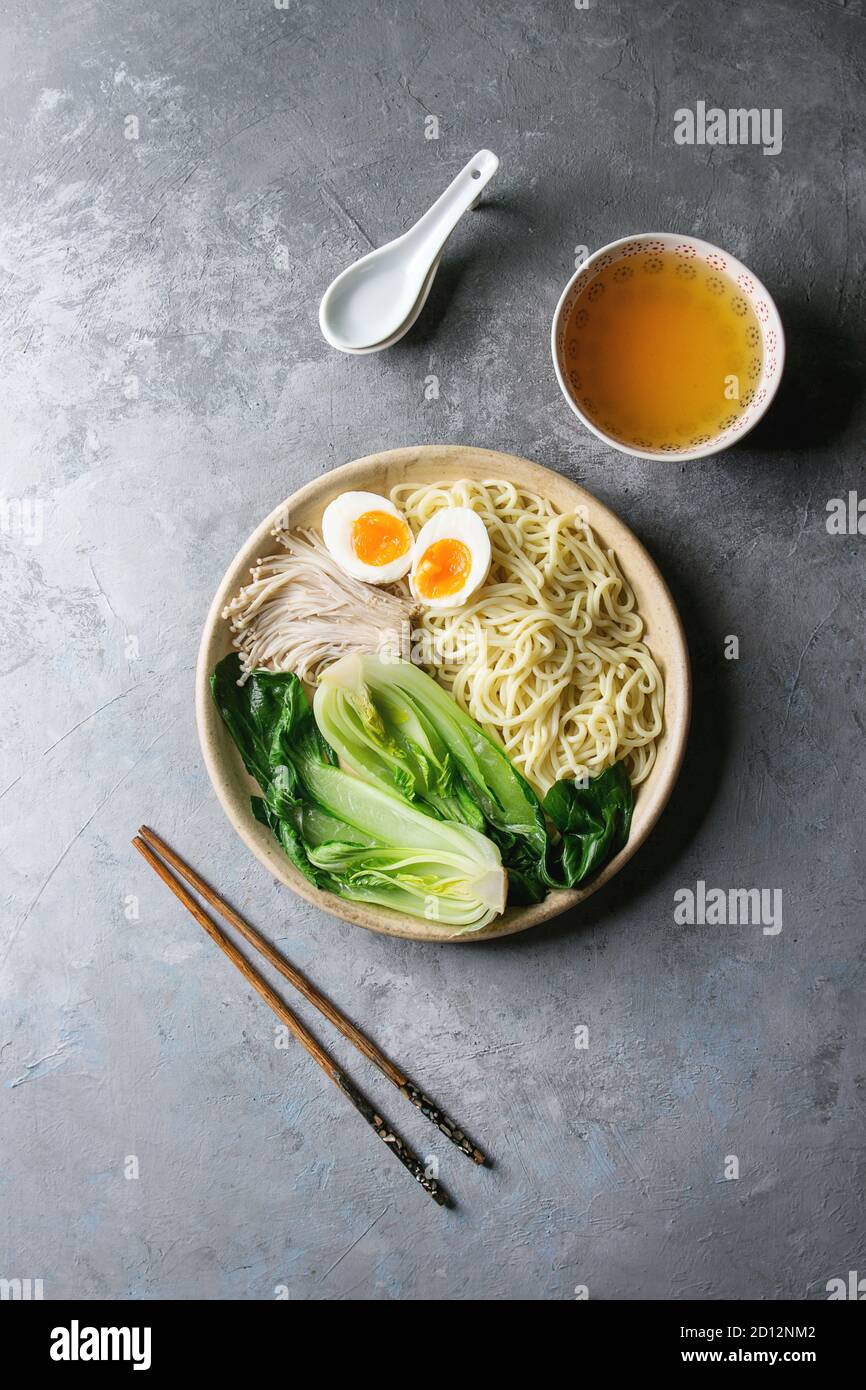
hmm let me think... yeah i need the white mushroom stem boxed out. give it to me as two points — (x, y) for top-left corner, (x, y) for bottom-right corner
(222, 528), (418, 684)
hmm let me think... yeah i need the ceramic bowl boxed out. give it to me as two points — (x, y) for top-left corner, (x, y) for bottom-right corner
(196, 445), (691, 942)
(551, 232), (785, 461)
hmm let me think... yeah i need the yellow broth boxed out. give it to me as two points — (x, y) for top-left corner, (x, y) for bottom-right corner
(562, 249), (763, 451)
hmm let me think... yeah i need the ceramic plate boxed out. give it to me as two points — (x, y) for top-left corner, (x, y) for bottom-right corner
(196, 445), (690, 942)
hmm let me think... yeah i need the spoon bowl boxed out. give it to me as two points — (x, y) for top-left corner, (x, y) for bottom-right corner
(327, 252), (443, 355)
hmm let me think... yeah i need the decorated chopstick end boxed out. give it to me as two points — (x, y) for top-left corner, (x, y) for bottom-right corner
(336, 1073), (449, 1206)
(401, 1082), (487, 1165)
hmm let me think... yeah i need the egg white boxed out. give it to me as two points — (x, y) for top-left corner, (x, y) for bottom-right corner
(321, 491), (414, 584)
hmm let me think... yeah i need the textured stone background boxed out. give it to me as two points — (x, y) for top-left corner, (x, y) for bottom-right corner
(1, 0), (864, 1300)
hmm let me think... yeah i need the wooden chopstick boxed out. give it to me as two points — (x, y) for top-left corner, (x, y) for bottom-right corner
(138, 825), (486, 1165)
(133, 834), (447, 1206)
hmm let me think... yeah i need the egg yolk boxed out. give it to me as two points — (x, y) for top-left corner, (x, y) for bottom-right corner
(351, 510), (411, 567)
(414, 537), (472, 599)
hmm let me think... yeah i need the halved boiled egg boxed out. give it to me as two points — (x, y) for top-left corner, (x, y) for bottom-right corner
(410, 507), (491, 609)
(321, 492), (414, 584)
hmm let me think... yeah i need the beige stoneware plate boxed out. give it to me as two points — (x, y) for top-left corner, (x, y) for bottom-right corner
(196, 445), (691, 943)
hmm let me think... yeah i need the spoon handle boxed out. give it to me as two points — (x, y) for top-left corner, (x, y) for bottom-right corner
(407, 149), (499, 261)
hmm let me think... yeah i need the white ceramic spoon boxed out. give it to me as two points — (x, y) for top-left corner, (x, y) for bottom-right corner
(319, 149), (499, 353)
(326, 251), (443, 357)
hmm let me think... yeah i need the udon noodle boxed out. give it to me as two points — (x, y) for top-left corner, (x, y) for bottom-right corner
(390, 477), (664, 795)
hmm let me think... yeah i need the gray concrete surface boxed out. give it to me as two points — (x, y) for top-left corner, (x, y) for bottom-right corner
(1, 0), (864, 1301)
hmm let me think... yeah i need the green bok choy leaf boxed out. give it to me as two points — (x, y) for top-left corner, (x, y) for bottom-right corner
(211, 653), (506, 931)
(542, 761), (634, 887)
(313, 653), (634, 899)
(314, 654), (549, 894)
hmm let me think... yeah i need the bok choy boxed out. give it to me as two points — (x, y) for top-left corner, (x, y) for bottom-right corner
(314, 654), (634, 900)
(211, 649), (636, 931)
(211, 653), (505, 930)
(315, 653), (550, 899)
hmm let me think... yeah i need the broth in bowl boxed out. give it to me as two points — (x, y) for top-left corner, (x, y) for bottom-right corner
(551, 233), (784, 461)
(561, 247), (763, 453)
